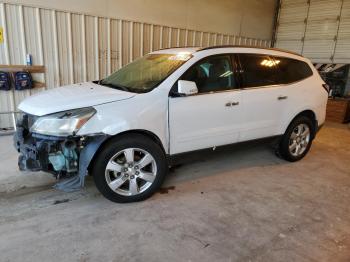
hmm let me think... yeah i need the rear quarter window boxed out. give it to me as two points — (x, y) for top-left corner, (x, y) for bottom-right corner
(271, 56), (313, 84)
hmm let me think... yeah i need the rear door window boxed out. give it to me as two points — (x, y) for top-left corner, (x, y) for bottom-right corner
(238, 54), (280, 88)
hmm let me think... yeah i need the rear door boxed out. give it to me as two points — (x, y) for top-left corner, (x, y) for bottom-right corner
(237, 53), (288, 141)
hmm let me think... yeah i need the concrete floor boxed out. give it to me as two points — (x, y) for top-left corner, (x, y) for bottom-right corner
(0, 122), (350, 262)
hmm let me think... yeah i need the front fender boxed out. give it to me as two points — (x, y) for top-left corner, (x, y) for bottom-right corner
(76, 96), (169, 153)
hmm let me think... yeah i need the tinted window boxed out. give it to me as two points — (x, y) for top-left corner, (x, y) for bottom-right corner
(181, 55), (236, 93)
(271, 56), (313, 84)
(238, 54), (280, 88)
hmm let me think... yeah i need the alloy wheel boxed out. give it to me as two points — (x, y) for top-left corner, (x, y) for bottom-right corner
(105, 148), (157, 196)
(288, 123), (310, 157)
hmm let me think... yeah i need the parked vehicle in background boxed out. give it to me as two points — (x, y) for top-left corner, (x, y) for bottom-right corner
(14, 46), (328, 203)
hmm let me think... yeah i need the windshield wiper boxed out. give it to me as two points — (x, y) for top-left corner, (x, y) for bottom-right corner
(97, 81), (130, 92)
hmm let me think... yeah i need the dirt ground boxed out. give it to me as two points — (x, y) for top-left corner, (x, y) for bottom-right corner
(0, 122), (350, 262)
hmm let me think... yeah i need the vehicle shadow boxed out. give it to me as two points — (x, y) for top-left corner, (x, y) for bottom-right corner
(163, 138), (287, 186)
(0, 135), (286, 201)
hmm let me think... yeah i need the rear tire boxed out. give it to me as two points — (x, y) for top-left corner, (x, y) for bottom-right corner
(278, 116), (315, 162)
(92, 134), (167, 203)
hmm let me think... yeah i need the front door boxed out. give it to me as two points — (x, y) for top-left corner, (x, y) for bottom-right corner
(169, 54), (243, 155)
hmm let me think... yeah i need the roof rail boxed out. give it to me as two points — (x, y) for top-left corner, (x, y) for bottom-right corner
(155, 46), (200, 51)
(198, 45), (302, 57)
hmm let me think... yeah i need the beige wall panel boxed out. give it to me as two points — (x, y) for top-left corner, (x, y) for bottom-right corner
(6, 0), (276, 39)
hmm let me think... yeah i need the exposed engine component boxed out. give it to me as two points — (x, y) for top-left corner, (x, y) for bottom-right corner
(14, 115), (81, 178)
(14, 112), (108, 191)
(48, 140), (79, 173)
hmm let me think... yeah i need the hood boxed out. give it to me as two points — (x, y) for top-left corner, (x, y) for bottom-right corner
(18, 82), (136, 116)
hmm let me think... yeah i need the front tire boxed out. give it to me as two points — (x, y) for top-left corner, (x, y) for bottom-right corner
(278, 116), (315, 162)
(92, 134), (167, 203)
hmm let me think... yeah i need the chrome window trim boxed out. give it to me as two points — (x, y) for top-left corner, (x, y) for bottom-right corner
(179, 87), (241, 97)
(174, 73), (314, 97)
(239, 74), (314, 91)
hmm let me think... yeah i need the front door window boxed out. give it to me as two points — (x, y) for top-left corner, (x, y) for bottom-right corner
(181, 55), (236, 93)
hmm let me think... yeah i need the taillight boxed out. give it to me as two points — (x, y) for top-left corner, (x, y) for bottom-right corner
(322, 83), (330, 93)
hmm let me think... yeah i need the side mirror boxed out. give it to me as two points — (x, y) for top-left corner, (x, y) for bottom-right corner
(177, 80), (198, 96)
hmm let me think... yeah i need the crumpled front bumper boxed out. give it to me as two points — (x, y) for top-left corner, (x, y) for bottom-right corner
(14, 126), (64, 173)
(13, 114), (108, 191)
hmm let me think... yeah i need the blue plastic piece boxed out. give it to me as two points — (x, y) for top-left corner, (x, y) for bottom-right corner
(48, 146), (78, 172)
(48, 152), (66, 171)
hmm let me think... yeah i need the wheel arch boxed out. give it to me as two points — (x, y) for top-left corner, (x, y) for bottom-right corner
(284, 109), (318, 138)
(87, 129), (167, 173)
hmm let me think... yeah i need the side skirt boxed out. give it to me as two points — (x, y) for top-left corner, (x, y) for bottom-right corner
(167, 135), (283, 167)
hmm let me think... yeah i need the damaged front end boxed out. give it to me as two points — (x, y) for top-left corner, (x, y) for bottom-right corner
(14, 113), (107, 192)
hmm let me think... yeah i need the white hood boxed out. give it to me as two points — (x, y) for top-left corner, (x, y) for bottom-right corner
(18, 82), (136, 116)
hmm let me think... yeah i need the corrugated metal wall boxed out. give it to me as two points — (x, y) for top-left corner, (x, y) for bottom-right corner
(275, 0), (350, 63)
(0, 2), (271, 128)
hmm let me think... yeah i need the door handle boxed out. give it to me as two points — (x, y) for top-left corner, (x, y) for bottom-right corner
(225, 102), (239, 107)
(278, 96), (288, 100)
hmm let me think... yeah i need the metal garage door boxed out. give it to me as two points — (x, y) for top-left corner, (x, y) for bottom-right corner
(275, 0), (350, 63)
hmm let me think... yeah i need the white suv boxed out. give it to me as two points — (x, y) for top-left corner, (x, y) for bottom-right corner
(14, 46), (328, 202)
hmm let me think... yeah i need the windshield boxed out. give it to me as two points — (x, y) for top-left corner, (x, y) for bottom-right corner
(100, 53), (191, 93)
